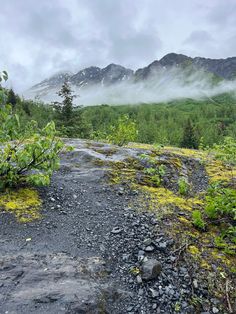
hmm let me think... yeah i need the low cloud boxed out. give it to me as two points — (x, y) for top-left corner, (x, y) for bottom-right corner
(25, 68), (236, 106)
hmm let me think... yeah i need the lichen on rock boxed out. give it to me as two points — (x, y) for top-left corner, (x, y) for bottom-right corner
(0, 188), (41, 223)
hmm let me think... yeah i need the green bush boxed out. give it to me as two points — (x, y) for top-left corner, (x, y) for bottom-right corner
(178, 177), (189, 195)
(106, 114), (138, 146)
(192, 210), (206, 230)
(205, 185), (236, 220)
(213, 137), (236, 166)
(0, 72), (64, 189)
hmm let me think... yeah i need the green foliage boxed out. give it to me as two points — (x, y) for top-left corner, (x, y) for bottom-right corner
(205, 184), (236, 220)
(143, 158), (166, 187)
(4, 89), (235, 148)
(0, 119), (64, 189)
(213, 137), (236, 166)
(191, 182), (236, 253)
(7, 88), (17, 109)
(181, 119), (199, 149)
(54, 80), (75, 123)
(214, 228), (236, 255)
(106, 114), (138, 146)
(0, 71), (64, 190)
(178, 177), (189, 195)
(80, 94), (236, 148)
(53, 80), (92, 138)
(192, 210), (206, 230)
(0, 70), (8, 83)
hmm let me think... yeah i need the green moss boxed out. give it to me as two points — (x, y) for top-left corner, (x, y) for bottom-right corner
(188, 245), (200, 255)
(138, 186), (204, 211)
(0, 188), (41, 223)
(205, 159), (236, 183)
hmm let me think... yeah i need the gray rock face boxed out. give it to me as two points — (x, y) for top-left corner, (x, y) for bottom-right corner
(0, 253), (122, 313)
(141, 259), (162, 281)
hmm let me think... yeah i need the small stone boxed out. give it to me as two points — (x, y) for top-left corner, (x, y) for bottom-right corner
(138, 250), (145, 256)
(127, 306), (133, 312)
(212, 307), (219, 313)
(141, 259), (162, 281)
(193, 279), (198, 289)
(149, 288), (158, 298)
(169, 256), (176, 262)
(138, 288), (144, 296)
(118, 187), (124, 195)
(50, 197), (55, 202)
(143, 238), (152, 246)
(111, 227), (123, 234)
(136, 275), (142, 284)
(144, 245), (155, 252)
(156, 242), (167, 252)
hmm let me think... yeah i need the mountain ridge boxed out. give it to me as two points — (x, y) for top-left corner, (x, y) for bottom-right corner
(28, 53), (236, 102)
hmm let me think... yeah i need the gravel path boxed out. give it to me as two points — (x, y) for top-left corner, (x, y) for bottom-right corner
(0, 140), (227, 313)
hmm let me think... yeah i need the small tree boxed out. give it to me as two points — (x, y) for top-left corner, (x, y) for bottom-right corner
(54, 80), (74, 123)
(0, 71), (65, 190)
(7, 88), (17, 109)
(181, 119), (199, 149)
(107, 115), (138, 146)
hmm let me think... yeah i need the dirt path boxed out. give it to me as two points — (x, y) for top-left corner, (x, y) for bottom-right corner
(0, 140), (231, 313)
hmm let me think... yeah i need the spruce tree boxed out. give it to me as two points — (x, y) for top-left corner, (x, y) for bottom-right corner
(53, 80), (79, 137)
(57, 80), (75, 125)
(181, 119), (199, 149)
(7, 88), (17, 109)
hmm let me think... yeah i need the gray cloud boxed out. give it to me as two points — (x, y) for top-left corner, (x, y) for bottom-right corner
(0, 0), (235, 92)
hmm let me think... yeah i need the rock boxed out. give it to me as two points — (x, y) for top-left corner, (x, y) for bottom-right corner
(143, 238), (152, 246)
(127, 306), (134, 312)
(144, 245), (155, 252)
(111, 227), (123, 234)
(212, 307), (219, 313)
(118, 187), (124, 195)
(136, 275), (142, 284)
(155, 241), (167, 252)
(141, 259), (162, 281)
(152, 303), (157, 310)
(193, 279), (198, 289)
(149, 288), (158, 298)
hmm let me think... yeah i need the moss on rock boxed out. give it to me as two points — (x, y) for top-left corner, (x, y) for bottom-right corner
(0, 188), (41, 223)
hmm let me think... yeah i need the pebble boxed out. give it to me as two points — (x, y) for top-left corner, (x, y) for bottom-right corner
(111, 227), (123, 234)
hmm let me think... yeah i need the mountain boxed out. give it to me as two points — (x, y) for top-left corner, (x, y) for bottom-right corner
(27, 53), (236, 103)
(135, 53), (236, 81)
(70, 64), (133, 87)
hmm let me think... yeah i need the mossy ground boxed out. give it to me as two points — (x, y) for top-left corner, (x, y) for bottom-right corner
(0, 188), (41, 223)
(108, 143), (236, 306)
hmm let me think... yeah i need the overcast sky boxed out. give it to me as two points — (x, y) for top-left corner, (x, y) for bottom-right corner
(0, 0), (236, 91)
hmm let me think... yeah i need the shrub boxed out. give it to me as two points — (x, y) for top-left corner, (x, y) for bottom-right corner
(0, 72), (65, 189)
(192, 210), (206, 230)
(178, 177), (189, 195)
(213, 137), (236, 166)
(205, 185), (236, 220)
(106, 114), (138, 146)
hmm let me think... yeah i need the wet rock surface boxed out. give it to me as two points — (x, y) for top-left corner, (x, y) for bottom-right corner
(0, 140), (233, 313)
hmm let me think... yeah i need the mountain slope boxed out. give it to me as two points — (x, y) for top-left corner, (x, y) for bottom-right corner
(26, 53), (236, 104)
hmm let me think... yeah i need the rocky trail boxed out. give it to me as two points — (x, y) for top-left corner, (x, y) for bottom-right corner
(0, 140), (235, 314)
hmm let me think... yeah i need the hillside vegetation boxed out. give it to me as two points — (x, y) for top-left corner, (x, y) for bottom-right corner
(8, 88), (236, 148)
(0, 77), (236, 312)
